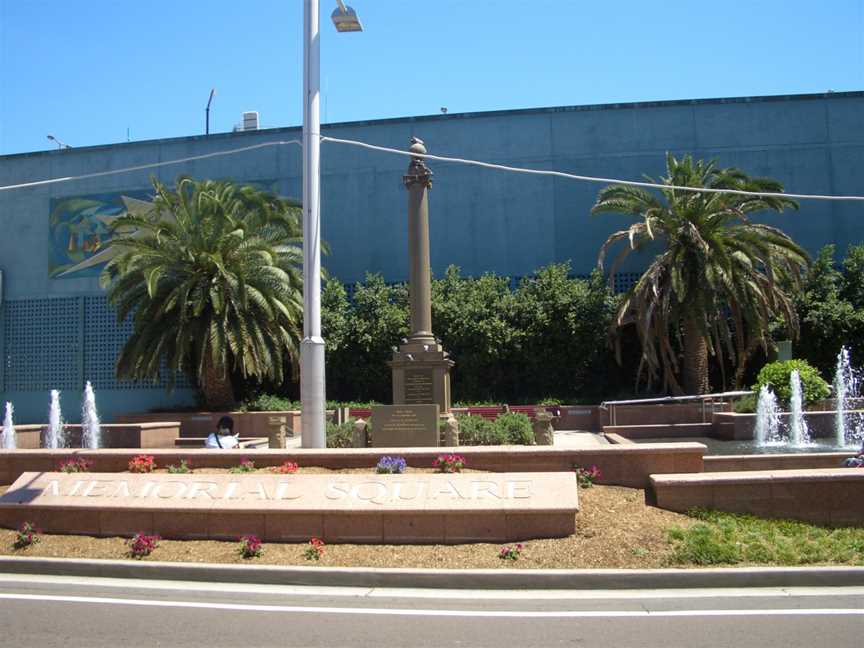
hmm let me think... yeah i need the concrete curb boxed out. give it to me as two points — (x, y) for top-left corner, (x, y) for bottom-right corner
(2, 556), (864, 590)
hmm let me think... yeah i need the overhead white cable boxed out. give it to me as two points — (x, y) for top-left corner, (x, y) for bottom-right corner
(321, 136), (864, 202)
(0, 134), (862, 202)
(0, 140), (302, 192)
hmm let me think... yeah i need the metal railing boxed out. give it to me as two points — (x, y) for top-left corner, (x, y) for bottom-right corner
(600, 391), (753, 426)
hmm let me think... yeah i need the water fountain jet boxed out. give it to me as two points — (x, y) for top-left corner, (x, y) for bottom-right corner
(833, 346), (862, 448)
(788, 369), (812, 447)
(2, 402), (15, 449)
(81, 381), (101, 449)
(754, 385), (782, 446)
(45, 390), (65, 449)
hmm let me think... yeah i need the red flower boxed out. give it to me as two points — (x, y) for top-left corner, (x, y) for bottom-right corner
(128, 455), (156, 473)
(271, 461), (299, 474)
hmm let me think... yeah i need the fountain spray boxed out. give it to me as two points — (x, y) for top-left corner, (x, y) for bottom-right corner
(833, 346), (862, 447)
(2, 402), (15, 450)
(754, 385), (781, 445)
(45, 390), (65, 449)
(788, 369), (811, 447)
(81, 381), (101, 449)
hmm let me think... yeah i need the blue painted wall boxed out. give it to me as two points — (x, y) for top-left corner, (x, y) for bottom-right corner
(1, 92), (862, 422)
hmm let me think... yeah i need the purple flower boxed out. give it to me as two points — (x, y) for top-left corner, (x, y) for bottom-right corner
(376, 456), (407, 474)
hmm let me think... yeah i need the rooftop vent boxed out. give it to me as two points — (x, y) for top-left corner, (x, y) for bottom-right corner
(243, 111), (259, 130)
(233, 111), (260, 132)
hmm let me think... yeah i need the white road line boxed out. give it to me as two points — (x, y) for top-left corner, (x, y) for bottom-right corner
(0, 593), (861, 618)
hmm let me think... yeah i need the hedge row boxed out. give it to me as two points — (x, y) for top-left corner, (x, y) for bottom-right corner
(325, 412), (535, 448)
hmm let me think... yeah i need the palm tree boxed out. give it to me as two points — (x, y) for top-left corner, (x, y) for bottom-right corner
(100, 176), (304, 409)
(593, 154), (809, 395)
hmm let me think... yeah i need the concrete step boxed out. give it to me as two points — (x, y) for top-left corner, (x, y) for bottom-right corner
(603, 422), (713, 439)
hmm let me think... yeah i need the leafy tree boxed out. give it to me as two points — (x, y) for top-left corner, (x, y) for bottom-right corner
(323, 274), (409, 402)
(101, 176), (304, 409)
(593, 154), (808, 395)
(512, 264), (620, 399)
(431, 266), (520, 400)
(792, 244), (864, 377)
(840, 244), (864, 310)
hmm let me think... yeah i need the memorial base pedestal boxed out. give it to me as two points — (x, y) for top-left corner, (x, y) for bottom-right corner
(389, 340), (454, 413)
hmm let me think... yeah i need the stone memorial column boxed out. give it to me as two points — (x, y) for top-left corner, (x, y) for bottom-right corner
(406, 139), (435, 345)
(389, 138), (454, 414)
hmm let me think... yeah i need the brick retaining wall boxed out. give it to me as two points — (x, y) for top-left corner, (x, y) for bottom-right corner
(0, 443), (705, 489)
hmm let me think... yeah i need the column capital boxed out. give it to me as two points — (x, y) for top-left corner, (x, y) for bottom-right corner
(403, 137), (433, 189)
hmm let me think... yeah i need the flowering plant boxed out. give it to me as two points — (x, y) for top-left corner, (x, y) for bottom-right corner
(303, 537), (325, 561)
(167, 459), (193, 474)
(498, 543), (524, 561)
(238, 535), (263, 559)
(376, 456), (407, 474)
(575, 465), (601, 488)
(128, 454), (156, 473)
(126, 532), (160, 559)
(433, 453), (466, 473)
(57, 457), (92, 473)
(229, 458), (256, 474)
(14, 521), (41, 549)
(271, 461), (299, 474)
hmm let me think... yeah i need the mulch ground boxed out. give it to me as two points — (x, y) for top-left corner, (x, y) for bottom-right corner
(0, 480), (694, 569)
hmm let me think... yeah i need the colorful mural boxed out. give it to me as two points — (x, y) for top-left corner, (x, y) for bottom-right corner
(49, 190), (151, 278)
(48, 180), (282, 279)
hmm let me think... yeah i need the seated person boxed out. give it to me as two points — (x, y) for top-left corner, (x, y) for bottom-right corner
(205, 416), (239, 449)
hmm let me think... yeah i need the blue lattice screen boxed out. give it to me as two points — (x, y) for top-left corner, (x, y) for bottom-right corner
(4, 295), (191, 392)
(4, 297), (81, 390)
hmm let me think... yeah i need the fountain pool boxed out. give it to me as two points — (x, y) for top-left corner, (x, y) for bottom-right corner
(632, 436), (855, 456)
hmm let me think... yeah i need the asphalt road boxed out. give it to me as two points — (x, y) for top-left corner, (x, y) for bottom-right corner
(0, 574), (862, 647)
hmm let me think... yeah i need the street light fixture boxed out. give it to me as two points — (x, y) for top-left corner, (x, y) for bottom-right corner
(301, 1), (362, 448)
(46, 134), (71, 150)
(331, 1), (363, 32)
(205, 88), (216, 135)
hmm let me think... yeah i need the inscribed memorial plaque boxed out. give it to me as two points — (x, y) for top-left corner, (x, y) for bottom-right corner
(372, 404), (439, 447)
(404, 368), (435, 404)
(0, 471), (579, 543)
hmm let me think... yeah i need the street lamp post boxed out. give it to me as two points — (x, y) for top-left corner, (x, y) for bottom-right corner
(301, 0), (325, 448)
(205, 88), (216, 135)
(301, 2), (362, 448)
(46, 134), (71, 150)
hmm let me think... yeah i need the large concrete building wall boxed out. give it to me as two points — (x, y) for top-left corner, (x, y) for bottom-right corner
(1, 91), (862, 422)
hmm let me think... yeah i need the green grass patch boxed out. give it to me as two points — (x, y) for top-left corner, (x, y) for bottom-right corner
(667, 509), (864, 566)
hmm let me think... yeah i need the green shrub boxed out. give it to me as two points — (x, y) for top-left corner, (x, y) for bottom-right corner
(752, 360), (830, 405)
(456, 415), (507, 446)
(326, 419), (354, 448)
(733, 393), (757, 414)
(326, 400), (381, 409)
(538, 397), (562, 406)
(244, 394), (300, 411)
(493, 412), (535, 445)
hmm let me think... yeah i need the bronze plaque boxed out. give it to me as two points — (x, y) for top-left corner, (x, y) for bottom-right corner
(372, 404), (439, 447)
(404, 368), (435, 404)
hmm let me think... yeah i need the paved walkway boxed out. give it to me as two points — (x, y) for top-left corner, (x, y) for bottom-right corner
(552, 429), (609, 448)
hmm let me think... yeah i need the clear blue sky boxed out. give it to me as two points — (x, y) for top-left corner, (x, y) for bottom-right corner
(1, 0), (862, 155)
